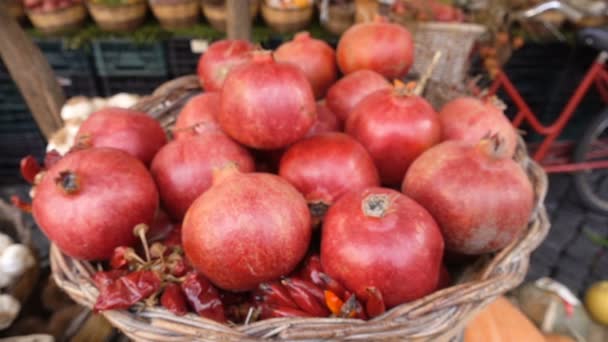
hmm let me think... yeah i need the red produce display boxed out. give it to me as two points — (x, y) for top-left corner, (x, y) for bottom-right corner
(336, 18), (414, 79)
(32, 148), (158, 260)
(274, 32), (337, 99)
(402, 137), (534, 254)
(150, 133), (255, 221)
(182, 167), (311, 291)
(75, 107), (167, 166)
(326, 70), (390, 123)
(305, 102), (341, 138)
(321, 187), (444, 308)
(173, 92), (223, 139)
(218, 52), (317, 149)
(439, 97), (518, 157)
(279, 132), (379, 223)
(346, 86), (441, 185)
(197, 39), (255, 92)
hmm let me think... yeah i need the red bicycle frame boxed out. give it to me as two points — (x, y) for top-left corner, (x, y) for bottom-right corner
(487, 51), (608, 173)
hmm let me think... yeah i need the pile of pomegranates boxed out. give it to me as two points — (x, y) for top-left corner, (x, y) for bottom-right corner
(21, 20), (534, 323)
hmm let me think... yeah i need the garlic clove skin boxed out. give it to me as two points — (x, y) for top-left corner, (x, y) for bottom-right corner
(0, 234), (14, 252)
(0, 270), (15, 289)
(0, 294), (20, 330)
(60, 96), (95, 122)
(0, 245), (35, 278)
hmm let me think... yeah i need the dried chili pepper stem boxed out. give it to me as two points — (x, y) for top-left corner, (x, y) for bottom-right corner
(133, 224), (151, 262)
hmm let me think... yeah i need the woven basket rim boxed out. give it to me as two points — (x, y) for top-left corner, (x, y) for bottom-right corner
(50, 75), (550, 341)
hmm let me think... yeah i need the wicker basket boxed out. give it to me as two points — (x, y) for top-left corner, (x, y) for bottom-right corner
(201, 0), (260, 32)
(87, 1), (148, 32)
(26, 4), (87, 35)
(50, 75), (550, 341)
(149, 0), (200, 30)
(407, 22), (485, 86)
(319, 1), (355, 36)
(261, 1), (314, 34)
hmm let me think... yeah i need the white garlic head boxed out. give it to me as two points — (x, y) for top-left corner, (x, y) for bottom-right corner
(0, 294), (20, 330)
(0, 234), (14, 252)
(0, 244), (35, 278)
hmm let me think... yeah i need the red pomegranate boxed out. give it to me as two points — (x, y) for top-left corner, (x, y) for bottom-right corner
(439, 97), (518, 157)
(321, 187), (444, 308)
(305, 102), (341, 138)
(279, 132), (380, 223)
(173, 92), (223, 139)
(75, 107), (167, 166)
(402, 137), (534, 255)
(325, 70), (390, 122)
(274, 32), (337, 99)
(197, 39), (255, 92)
(346, 86), (441, 185)
(183, 167), (311, 291)
(150, 133), (254, 221)
(336, 18), (414, 79)
(218, 52), (316, 149)
(32, 148), (158, 260)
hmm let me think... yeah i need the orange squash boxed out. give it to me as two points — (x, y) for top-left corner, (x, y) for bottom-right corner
(544, 334), (575, 342)
(464, 296), (546, 342)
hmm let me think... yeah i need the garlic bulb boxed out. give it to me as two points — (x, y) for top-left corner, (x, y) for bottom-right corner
(0, 270), (14, 289)
(0, 244), (35, 278)
(0, 294), (20, 330)
(0, 234), (14, 252)
(60, 96), (94, 122)
(107, 93), (140, 108)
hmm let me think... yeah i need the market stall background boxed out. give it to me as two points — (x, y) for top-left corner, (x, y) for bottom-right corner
(0, 0), (607, 340)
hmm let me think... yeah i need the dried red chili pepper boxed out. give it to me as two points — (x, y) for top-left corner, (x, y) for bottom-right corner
(259, 303), (314, 319)
(281, 278), (329, 317)
(340, 294), (367, 320)
(299, 254), (323, 284)
(44, 150), (62, 169)
(181, 272), (225, 322)
(10, 195), (31, 213)
(109, 246), (131, 269)
(19, 155), (41, 184)
(93, 270), (127, 291)
(324, 290), (344, 315)
(166, 254), (189, 277)
(94, 270), (161, 311)
(255, 282), (298, 309)
(365, 287), (386, 318)
(161, 283), (188, 316)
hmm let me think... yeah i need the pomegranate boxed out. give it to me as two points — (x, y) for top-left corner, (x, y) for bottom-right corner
(173, 92), (223, 139)
(402, 137), (534, 255)
(274, 32), (337, 99)
(439, 97), (518, 157)
(336, 18), (414, 79)
(306, 102), (341, 138)
(183, 167), (311, 291)
(346, 85), (441, 185)
(321, 187), (444, 308)
(32, 148), (158, 260)
(75, 107), (167, 166)
(279, 132), (380, 223)
(218, 52), (316, 149)
(197, 39), (255, 92)
(150, 133), (254, 221)
(325, 70), (390, 122)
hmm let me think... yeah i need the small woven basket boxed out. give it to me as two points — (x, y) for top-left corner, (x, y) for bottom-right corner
(149, 0), (200, 30)
(50, 76), (550, 341)
(87, 1), (148, 32)
(26, 4), (87, 35)
(408, 22), (485, 86)
(201, 0), (260, 32)
(261, 1), (314, 34)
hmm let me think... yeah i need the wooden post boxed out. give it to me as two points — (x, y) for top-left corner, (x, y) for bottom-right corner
(226, 0), (252, 41)
(0, 3), (64, 140)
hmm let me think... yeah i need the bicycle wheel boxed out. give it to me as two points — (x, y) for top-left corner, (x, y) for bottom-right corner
(573, 107), (608, 214)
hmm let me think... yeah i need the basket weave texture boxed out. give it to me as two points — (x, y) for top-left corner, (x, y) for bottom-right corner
(408, 22), (486, 85)
(50, 76), (550, 341)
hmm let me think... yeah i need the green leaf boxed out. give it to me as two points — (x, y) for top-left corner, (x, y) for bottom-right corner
(584, 228), (608, 248)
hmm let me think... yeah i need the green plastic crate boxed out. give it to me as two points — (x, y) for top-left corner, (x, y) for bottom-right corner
(93, 39), (168, 77)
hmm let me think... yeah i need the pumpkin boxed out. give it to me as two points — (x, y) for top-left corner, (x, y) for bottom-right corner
(543, 334), (575, 342)
(464, 296), (545, 342)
